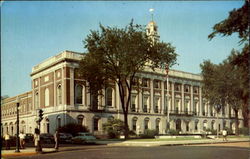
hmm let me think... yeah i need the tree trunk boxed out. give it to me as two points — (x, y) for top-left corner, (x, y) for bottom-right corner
(118, 80), (129, 140)
(234, 109), (239, 136)
(124, 112), (129, 140)
(242, 98), (249, 127)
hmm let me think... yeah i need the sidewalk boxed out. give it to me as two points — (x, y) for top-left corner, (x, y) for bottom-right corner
(107, 138), (250, 147)
(2, 148), (56, 157)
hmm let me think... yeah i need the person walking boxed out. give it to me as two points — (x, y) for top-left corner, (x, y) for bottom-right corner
(4, 133), (10, 150)
(34, 128), (41, 152)
(54, 130), (59, 150)
(19, 131), (25, 149)
(222, 129), (227, 141)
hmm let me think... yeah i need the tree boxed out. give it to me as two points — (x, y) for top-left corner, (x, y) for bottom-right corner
(103, 118), (125, 138)
(200, 53), (246, 135)
(208, 0), (249, 127)
(208, 1), (249, 43)
(78, 20), (177, 139)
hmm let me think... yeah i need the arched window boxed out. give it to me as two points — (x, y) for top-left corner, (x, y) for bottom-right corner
(156, 119), (160, 133)
(46, 118), (50, 134)
(75, 85), (83, 104)
(106, 87), (113, 107)
(195, 120), (199, 131)
(144, 118), (150, 131)
(45, 88), (49, 106)
(132, 117), (138, 131)
(57, 116), (61, 129)
(186, 121), (189, 132)
(93, 116), (100, 131)
(176, 119), (181, 131)
(35, 92), (39, 108)
(203, 120), (208, 131)
(77, 115), (84, 125)
(211, 120), (214, 130)
(57, 85), (62, 105)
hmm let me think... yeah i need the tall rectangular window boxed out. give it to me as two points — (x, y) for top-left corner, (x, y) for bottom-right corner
(94, 118), (99, 131)
(131, 96), (136, 112)
(143, 96), (148, 113)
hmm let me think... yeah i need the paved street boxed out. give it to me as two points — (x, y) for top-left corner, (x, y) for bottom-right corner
(4, 142), (249, 159)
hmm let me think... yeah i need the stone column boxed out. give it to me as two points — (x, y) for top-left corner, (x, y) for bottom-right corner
(161, 80), (165, 114)
(62, 67), (65, 106)
(181, 83), (184, 113)
(150, 79), (154, 113)
(39, 77), (41, 109)
(138, 88), (142, 113)
(54, 71), (56, 107)
(171, 82), (175, 112)
(86, 81), (91, 107)
(199, 86), (202, 116)
(190, 85), (193, 113)
(208, 102), (211, 117)
(70, 67), (74, 106)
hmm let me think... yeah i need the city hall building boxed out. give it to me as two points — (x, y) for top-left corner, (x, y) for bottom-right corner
(1, 21), (244, 136)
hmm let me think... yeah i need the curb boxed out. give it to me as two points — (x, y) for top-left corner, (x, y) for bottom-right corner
(2, 152), (38, 157)
(160, 140), (250, 146)
(2, 150), (57, 157)
(108, 140), (250, 147)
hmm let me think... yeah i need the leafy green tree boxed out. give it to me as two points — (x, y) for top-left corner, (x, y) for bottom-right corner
(103, 118), (125, 138)
(208, 1), (249, 43)
(201, 54), (246, 135)
(207, 0), (249, 127)
(78, 20), (177, 139)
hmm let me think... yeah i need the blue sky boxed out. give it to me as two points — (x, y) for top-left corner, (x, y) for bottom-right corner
(1, 1), (244, 97)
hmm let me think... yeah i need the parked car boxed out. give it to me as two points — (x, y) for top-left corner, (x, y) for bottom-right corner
(72, 132), (96, 144)
(40, 133), (55, 144)
(24, 133), (34, 142)
(59, 133), (73, 143)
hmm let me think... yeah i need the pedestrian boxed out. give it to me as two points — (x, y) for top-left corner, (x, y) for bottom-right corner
(19, 131), (26, 149)
(54, 130), (59, 150)
(222, 129), (227, 141)
(4, 133), (10, 150)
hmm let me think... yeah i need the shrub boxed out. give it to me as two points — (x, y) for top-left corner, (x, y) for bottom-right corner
(140, 129), (158, 138)
(103, 119), (125, 139)
(168, 129), (179, 135)
(239, 127), (249, 135)
(205, 128), (217, 135)
(58, 123), (89, 136)
(224, 127), (234, 135)
(128, 130), (136, 136)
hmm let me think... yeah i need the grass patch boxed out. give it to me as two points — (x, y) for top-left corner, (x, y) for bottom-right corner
(227, 135), (249, 138)
(97, 139), (125, 141)
(128, 137), (204, 142)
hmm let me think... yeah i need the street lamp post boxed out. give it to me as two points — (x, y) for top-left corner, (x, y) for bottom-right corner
(15, 97), (20, 153)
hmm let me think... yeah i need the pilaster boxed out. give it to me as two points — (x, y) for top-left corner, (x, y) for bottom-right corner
(150, 79), (154, 113)
(161, 80), (165, 114)
(181, 83), (184, 113)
